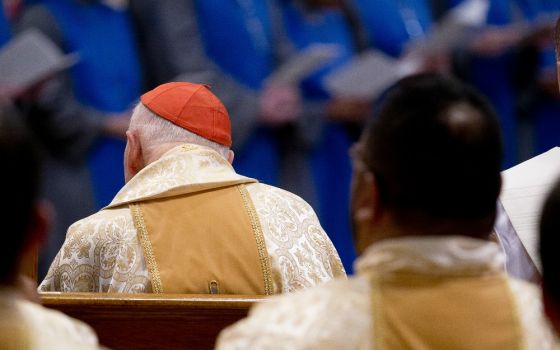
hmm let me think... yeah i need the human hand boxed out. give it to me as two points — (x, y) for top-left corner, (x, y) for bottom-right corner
(469, 26), (524, 57)
(259, 84), (301, 126)
(400, 49), (451, 75)
(103, 111), (131, 139)
(523, 23), (554, 49)
(328, 99), (371, 123)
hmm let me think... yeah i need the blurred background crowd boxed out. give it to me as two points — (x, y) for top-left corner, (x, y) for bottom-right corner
(0, 0), (558, 277)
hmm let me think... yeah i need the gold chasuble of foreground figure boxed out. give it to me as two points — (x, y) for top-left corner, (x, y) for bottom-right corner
(219, 237), (558, 349)
(40, 83), (345, 294)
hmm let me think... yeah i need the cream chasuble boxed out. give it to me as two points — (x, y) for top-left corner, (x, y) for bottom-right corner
(217, 237), (560, 350)
(40, 144), (345, 294)
(0, 289), (99, 349)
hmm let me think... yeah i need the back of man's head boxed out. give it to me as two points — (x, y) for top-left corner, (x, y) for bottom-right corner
(540, 178), (560, 332)
(0, 104), (41, 284)
(129, 103), (230, 159)
(127, 82), (232, 168)
(365, 74), (503, 232)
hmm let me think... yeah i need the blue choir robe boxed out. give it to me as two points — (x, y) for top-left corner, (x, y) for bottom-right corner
(469, 0), (519, 168)
(353, 0), (433, 57)
(195, 0), (280, 186)
(530, 0), (560, 153)
(280, 0), (358, 272)
(44, 0), (141, 208)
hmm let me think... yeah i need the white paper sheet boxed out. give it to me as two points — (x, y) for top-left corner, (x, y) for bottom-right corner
(500, 147), (560, 271)
(323, 50), (401, 99)
(267, 44), (340, 85)
(409, 0), (489, 53)
(0, 29), (78, 97)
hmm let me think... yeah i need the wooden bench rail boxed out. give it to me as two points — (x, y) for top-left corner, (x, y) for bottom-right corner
(41, 293), (265, 350)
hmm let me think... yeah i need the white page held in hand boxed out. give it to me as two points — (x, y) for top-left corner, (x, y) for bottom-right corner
(500, 147), (560, 271)
(0, 29), (78, 97)
(323, 50), (416, 100)
(408, 0), (489, 54)
(267, 44), (341, 86)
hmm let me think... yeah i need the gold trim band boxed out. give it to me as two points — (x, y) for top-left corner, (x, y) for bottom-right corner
(130, 204), (163, 294)
(238, 185), (274, 295)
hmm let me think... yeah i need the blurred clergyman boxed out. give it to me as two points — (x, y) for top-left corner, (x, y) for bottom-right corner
(216, 75), (559, 349)
(40, 82), (345, 294)
(0, 104), (100, 349)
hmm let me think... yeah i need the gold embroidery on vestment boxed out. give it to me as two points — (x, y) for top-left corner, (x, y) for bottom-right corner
(130, 203), (163, 293)
(238, 184), (274, 295)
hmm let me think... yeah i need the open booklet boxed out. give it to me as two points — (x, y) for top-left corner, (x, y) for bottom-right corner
(408, 0), (490, 54)
(499, 147), (560, 272)
(266, 43), (341, 85)
(0, 28), (78, 98)
(323, 0), (489, 100)
(323, 50), (407, 100)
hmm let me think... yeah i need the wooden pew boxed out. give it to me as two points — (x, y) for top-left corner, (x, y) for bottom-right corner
(41, 292), (265, 350)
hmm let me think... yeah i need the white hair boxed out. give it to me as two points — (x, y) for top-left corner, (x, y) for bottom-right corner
(129, 103), (230, 159)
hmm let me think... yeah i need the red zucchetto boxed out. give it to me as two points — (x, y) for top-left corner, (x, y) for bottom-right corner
(141, 82), (232, 147)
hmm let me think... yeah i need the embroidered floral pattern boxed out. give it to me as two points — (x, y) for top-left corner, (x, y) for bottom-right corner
(246, 184), (346, 293)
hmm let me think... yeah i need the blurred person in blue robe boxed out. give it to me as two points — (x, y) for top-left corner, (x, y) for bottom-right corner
(17, 0), (141, 277)
(278, 0), (373, 272)
(453, 0), (558, 166)
(459, 0), (522, 168)
(528, 0), (560, 154)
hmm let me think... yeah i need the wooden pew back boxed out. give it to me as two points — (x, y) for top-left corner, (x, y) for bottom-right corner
(41, 293), (264, 350)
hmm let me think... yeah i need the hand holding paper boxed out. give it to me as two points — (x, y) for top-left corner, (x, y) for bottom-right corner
(0, 29), (78, 98)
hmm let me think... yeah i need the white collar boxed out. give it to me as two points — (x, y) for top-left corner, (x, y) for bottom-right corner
(355, 236), (505, 278)
(107, 144), (256, 208)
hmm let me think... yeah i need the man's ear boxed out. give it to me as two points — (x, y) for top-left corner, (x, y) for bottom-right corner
(352, 172), (382, 224)
(351, 171), (383, 254)
(227, 150), (235, 164)
(124, 130), (143, 183)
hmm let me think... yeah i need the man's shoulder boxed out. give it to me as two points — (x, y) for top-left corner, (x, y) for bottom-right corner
(216, 276), (371, 349)
(68, 206), (133, 237)
(244, 182), (346, 290)
(245, 182), (315, 213)
(252, 275), (370, 318)
(16, 298), (99, 349)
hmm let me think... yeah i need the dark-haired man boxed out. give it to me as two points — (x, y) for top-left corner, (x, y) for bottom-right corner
(216, 74), (559, 349)
(0, 104), (100, 348)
